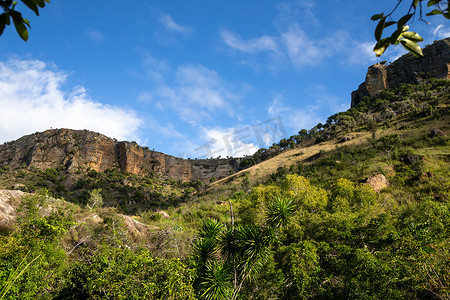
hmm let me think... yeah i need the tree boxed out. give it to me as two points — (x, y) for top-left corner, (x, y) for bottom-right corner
(0, 0), (49, 41)
(298, 129), (308, 138)
(87, 188), (103, 210)
(372, 0), (449, 57)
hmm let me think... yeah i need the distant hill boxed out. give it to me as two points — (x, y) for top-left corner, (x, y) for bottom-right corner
(0, 128), (241, 183)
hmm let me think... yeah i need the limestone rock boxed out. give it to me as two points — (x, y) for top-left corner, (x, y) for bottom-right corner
(366, 174), (390, 192)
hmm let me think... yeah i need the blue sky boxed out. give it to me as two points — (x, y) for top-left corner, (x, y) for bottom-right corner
(0, 1), (448, 158)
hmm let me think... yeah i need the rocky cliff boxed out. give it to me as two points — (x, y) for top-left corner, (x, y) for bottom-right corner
(0, 129), (241, 183)
(351, 37), (450, 107)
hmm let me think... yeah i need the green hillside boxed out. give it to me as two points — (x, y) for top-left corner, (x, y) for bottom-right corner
(0, 78), (449, 299)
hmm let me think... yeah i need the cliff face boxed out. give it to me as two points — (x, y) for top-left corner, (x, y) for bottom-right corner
(351, 37), (450, 107)
(0, 129), (240, 183)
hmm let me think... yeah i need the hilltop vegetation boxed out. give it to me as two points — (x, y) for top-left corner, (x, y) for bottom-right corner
(0, 78), (449, 299)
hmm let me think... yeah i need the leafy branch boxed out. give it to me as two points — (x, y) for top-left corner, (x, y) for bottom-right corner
(0, 0), (50, 41)
(372, 0), (449, 57)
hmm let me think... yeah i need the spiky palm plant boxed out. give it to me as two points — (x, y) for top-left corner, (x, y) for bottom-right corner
(192, 197), (296, 300)
(266, 196), (296, 228)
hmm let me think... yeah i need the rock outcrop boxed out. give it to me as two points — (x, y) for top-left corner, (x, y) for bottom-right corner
(351, 37), (450, 107)
(0, 129), (241, 183)
(0, 190), (24, 227)
(366, 174), (390, 192)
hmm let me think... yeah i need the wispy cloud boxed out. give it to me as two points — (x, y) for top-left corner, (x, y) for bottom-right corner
(221, 1), (402, 71)
(221, 30), (279, 54)
(221, 22), (336, 70)
(268, 94), (320, 134)
(191, 126), (259, 158)
(147, 64), (246, 125)
(281, 23), (331, 69)
(275, 0), (319, 28)
(433, 24), (450, 39)
(159, 13), (193, 37)
(0, 59), (143, 144)
(267, 86), (347, 134)
(85, 29), (105, 43)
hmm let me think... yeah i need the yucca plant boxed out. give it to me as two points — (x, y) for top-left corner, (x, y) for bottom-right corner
(266, 196), (297, 228)
(192, 198), (295, 300)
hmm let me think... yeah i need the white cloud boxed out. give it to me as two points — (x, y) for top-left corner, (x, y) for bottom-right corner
(141, 52), (170, 83)
(85, 29), (105, 43)
(192, 126), (259, 158)
(346, 41), (378, 65)
(275, 0), (318, 28)
(343, 38), (407, 67)
(159, 14), (192, 36)
(267, 86), (350, 136)
(221, 22), (341, 71)
(281, 24), (330, 68)
(153, 64), (243, 123)
(433, 24), (450, 39)
(221, 30), (279, 53)
(0, 59), (143, 144)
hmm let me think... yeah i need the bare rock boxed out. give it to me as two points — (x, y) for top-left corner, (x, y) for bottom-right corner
(366, 174), (390, 192)
(0, 190), (25, 225)
(120, 214), (158, 239)
(0, 128), (242, 184)
(338, 136), (352, 143)
(157, 211), (170, 218)
(352, 38), (450, 107)
(429, 128), (447, 138)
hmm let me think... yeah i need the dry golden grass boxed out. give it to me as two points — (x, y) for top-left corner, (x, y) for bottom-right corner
(207, 131), (373, 192)
(207, 114), (449, 194)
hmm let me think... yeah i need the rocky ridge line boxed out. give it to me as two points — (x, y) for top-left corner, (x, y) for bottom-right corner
(0, 129), (241, 183)
(351, 37), (450, 107)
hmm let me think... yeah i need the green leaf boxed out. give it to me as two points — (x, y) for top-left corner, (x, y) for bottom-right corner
(397, 13), (413, 29)
(22, 18), (30, 28)
(400, 39), (424, 57)
(373, 37), (391, 57)
(266, 197), (296, 228)
(199, 219), (223, 240)
(375, 17), (386, 42)
(200, 261), (232, 300)
(413, 0), (419, 9)
(0, 14), (7, 36)
(401, 31), (424, 42)
(371, 13), (384, 21)
(426, 9), (443, 16)
(427, 0), (441, 7)
(10, 11), (28, 41)
(21, 0), (39, 15)
(33, 0), (46, 8)
(4, 13), (11, 25)
(384, 21), (397, 28)
(390, 28), (404, 45)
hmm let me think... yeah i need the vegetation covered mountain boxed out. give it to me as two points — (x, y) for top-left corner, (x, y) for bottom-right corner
(0, 38), (449, 299)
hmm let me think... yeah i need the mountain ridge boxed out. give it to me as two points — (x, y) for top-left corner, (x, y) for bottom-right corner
(0, 128), (241, 183)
